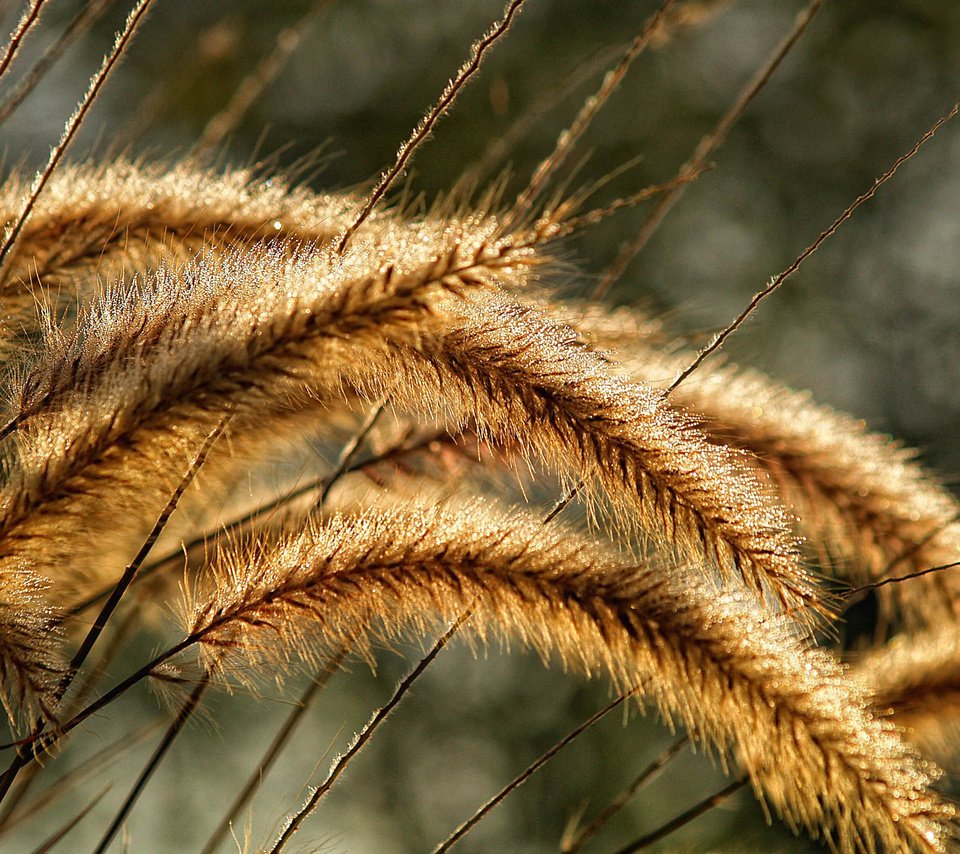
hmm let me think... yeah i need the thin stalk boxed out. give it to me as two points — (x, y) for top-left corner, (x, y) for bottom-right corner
(0, 0), (114, 128)
(336, 0), (527, 252)
(193, 0), (333, 158)
(315, 397), (388, 509)
(0, 722), (158, 837)
(93, 677), (209, 853)
(668, 98), (960, 393)
(0, 0), (155, 281)
(0, 417), (226, 805)
(0, 0), (48, 82)
(593, 0), (825, 298)
(561, 735), (690, 853)
(199, 653), (344, 854)
(613, 775), (748, 853)
(30, 786), (109, 854)
(502, 0), (676, 234)
(432, 691), (634, 853)
(268, 613), (470, 852)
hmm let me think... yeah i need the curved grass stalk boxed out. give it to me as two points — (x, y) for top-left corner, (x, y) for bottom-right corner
(366, 298), (821, 620)
(583, 321), (960, 625)
(0, 161), (366, 356)
(0, 219), (537, 597)
(168, 504), (951, 852)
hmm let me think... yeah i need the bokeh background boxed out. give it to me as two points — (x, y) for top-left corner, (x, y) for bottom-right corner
(2, 0), (959, 851)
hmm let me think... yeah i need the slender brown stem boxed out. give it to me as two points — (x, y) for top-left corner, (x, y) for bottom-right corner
(561, 735), (689, 853)
(315, 397), (388, 509)
(0, 0), (155, 281)
(0, 417), (226, 805)
(462, 41), (626, 186)
(199, 653), (344, 854)
(0, 722), (158, 837)
(269, 613), (471, 852)
(668, 98), (959, 393)
(593, 0), (825, 298)
(0, 0), (114, 128)
(432, 690), (634, 853)
(30, 786), (109, 854)
(94, 677), (209, 854)
(503, 0), (676, 234)
(336, 0), (527, 253)
(614, 775), (748, 853)
(0, 0), (48, 82)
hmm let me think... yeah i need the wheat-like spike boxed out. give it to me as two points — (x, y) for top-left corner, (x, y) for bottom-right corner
(0, 161), (368, 354)
(358, 297), (821, 621)
(180, 503), (952, 853)
(853, 628), (960, 765)
(0, 221), (541, 593)
(580, 316), (960, 625)
(0, 569), (63, 730)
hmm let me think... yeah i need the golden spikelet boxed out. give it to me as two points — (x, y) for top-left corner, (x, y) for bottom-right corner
(183, 503), (952, 853)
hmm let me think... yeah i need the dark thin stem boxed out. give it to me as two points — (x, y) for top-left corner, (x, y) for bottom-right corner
(614, 775), (748, 853)
(30, 786), (109, 854)
(562, 735), (689, 853)
(0, 0), (114, 128)
(199, 653), (344, 854)
(846, 560), (960, 598)
(0, 0), (155, 282)
(315, 397), (388, 509)
(668, 98), (959, 393)
(63, 418), (228, 697)
(336, 0), (526, 253)
(0, 722), (158, 837)
(0, 417), (225, 805)
(503, 0), (676, 234)
(94, 678), (209, 854)
(462, 41), (626, 186)
(432, 690), (634, 853)
(543, 481), (583, 525)
(269, 613), (470, 852)
(0, 604), (142, 830)
(593, 0), (824, 299)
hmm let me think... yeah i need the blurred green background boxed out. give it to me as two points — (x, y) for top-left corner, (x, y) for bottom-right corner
(2, 0), (959, 851)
